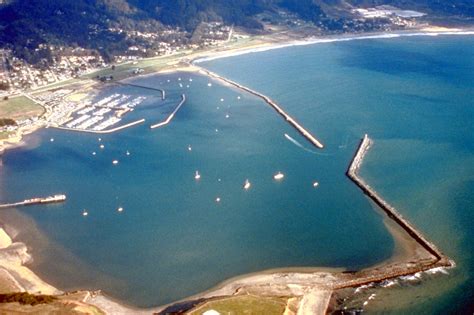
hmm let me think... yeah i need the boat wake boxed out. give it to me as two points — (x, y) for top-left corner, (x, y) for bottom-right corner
(284, 133), (329, 155)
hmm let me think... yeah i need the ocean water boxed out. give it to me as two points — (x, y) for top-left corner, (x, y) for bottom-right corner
(0, 35), (473, 312)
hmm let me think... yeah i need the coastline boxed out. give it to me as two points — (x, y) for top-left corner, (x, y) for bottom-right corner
(0, 27), (470, 313)
(0, 227), (60, 295)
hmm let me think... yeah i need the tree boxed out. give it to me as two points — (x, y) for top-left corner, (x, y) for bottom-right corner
(0, 82), (9, 90)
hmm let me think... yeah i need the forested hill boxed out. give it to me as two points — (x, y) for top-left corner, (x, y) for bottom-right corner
(0, 0), (473, 64)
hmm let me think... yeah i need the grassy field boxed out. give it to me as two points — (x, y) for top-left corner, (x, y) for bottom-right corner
(188, 295), (288, 315)
(81, 52), (191, 82)
(31, 78), (80, 93)
(0, 96), (44, 120)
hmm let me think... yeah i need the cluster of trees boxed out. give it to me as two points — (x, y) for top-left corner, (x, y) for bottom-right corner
(0, 0), (127, 63)
(0, 293), (55, 305)
(0, 82), (9, 90)
(0, 118), (17, 127)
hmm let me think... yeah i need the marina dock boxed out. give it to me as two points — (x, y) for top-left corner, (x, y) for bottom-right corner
(0, 194), (66, 209)
(199, 68), (324, 149)
(150, 94), (186, 129)
(52, 118), (146, 134)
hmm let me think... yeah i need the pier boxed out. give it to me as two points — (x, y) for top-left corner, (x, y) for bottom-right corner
(52, 118), (146, 134)
(0, 194), (66, 209)
(150, 94), (186, 129)
(199, 68), (324, 149)
(115, 82), (166, 100)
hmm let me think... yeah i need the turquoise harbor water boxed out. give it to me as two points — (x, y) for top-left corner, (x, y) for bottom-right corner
(0, 35), (473, 312)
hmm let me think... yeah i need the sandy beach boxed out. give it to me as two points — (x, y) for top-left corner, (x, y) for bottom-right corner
(0, 26), (469, 313)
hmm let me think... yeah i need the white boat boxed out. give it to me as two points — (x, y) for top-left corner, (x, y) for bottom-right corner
(274, 172), (284, 180)
(195, 171), (201, 180)
(112, 160), (119, 165)
(313, 181), (319, 188)
(117, 207), (123, 212)
(243, 179), (251, 190)
(215, 197), (221, 203)
(82, 210), (88, 216)
(126, 150), (130, 156)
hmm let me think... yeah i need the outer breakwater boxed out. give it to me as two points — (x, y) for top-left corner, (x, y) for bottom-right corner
(116, 82), (166, 100)
(52, 118), (146, 134)
(198, 67), (324, 149)
(338, 134), (454, 288)
(347, 134), (447, 266)
(150, 94), (186, 129)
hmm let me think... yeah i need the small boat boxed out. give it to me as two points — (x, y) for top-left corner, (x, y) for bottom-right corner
(50, 138), (54, 142)
(195, 171), (201, 180)
(188, 145), (192, 151)
(313, 181), (319, 188)
(274, 172), (284, 180)
(237, 96), (241, 100)
(215, 197), (221, 203)
(92, 152), (96, 156)
(82, 210), (88, 216)
(220, 98), (224, 102)
(100, 144), (105, 149)
(126, 150), (130, 156)
(207, 83), (212, 87)
(243, 179), (251, 190)
(117, 207), (123, 212)
(225, 114), (230, 119)
(112, 160), (119, 165)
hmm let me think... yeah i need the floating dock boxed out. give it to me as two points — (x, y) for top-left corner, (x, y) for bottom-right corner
(199, 68), (324, 149)
(52, 119), (146, 134)
(150, 94), (186, 129)
(0, 194), (66, 209)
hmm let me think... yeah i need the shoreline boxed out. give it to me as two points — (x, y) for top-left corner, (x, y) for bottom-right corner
(191, 27), (474, 64)
(0, 27), (469, 313)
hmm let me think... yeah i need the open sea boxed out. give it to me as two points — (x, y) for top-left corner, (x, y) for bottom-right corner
(0, 34), (473, 313)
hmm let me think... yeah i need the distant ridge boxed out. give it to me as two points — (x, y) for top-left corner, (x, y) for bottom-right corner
(0, 0), (473, 64)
